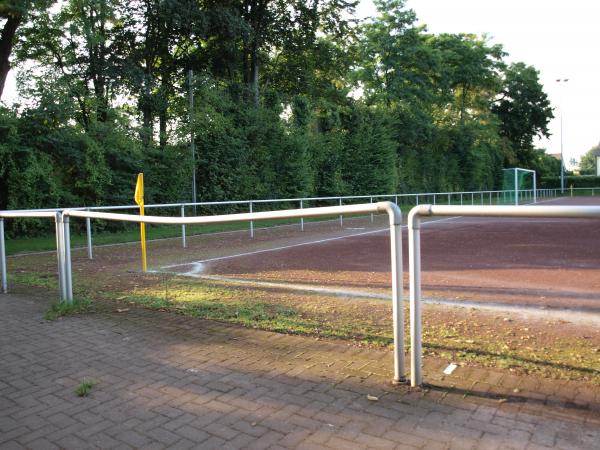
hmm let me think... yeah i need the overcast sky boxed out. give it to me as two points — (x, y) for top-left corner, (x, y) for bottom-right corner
(357, 0), (600, 166)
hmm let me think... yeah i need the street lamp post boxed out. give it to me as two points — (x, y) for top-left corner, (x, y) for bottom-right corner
(556, 78), (569, 193)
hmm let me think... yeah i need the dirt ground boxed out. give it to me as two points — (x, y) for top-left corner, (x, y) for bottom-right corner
(167, 196), (600, 311)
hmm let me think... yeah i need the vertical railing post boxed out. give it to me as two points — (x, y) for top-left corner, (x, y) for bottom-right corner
(460, 193), (463, 205)
(416, 194), (419, 206)
(63, 215), (73, 303)
(433, 194), (436, 205)
(409, 214), (422, 387)
(471, 192), (474, 205)
(370, 197), (374, 223)
(447, 193), (451, 205)
(389, 211), (405, 384)
(300, 200), (304, 231)
(0, 218), (7, 294)
(181, 205), (186, 248)
(86, 209), (93, 260)
(55, 213), (67, 302)
(339, 198), (343, 228)
(249, 201), (254, 238)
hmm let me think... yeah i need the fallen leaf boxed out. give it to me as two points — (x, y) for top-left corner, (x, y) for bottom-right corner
(367, 395), (379, 401)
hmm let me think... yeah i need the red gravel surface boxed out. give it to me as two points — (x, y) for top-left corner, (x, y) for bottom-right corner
(177, 197), (600, 310)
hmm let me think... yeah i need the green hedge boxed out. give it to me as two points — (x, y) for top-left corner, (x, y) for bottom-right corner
(539, 176), (600, 189)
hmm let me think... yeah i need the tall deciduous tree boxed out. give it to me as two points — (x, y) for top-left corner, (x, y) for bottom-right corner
(579, 142), (600, 175)
(492, 62), (554, 166)
(17, 0), (122, 128)
(115, 0), (207, 148)
(238, 0), (356, 106)
(0, 0), (54, 100)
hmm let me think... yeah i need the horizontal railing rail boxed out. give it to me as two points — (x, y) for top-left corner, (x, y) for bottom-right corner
(3, 186), (597, 260)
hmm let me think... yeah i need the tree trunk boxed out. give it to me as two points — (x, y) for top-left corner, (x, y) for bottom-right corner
(141, 74), (153, 148)
(251, 56), (259, 108)
(159, 108), (167, 149)
(0, 14), (22, 101)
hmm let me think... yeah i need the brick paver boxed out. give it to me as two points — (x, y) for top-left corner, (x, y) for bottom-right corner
(1, 292), (599, 449)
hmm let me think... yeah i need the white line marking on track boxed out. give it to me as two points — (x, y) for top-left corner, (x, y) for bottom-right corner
(152, 270), (600, 325)
(162, 216), (461, 269)
(162, 228), (388, 268)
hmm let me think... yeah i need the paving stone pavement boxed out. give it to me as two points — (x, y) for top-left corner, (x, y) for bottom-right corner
(1, 292), (599, 450)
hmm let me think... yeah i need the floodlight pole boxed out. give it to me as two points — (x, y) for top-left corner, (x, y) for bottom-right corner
(560, 112), (564, 193)
(556, 78), (569, 193)
(189, 69), (197, 211)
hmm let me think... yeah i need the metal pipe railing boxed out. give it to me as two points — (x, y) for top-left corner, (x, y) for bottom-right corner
(0, 219), (6, 294)
(407, 204), (600, 387)
(3, 186), (593, 264)
(64, 202), (407, 384)
(0, 211), (66, 299)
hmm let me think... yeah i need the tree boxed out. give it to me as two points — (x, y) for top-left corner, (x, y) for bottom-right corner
(492, 62), (554, 166)
(114, 0), (208, 148)
(356, 0), (434, 107)
(237, 0), (356, 106)
(17, 0), (123, 128)
(430, 33), (505, 122)
(579, 142), (600, 175)
(0, 0), (54, 100)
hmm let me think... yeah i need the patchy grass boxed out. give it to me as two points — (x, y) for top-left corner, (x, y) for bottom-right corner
(45, 298), (92, 321)
(421, 310), (600, 383)
(4, 215), (356, 256)
(110, 279), (600, 384)
(75, 378), (96, 397)
(10, 271), (58, 290)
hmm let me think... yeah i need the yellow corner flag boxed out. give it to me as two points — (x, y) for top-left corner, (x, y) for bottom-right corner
(134, 173), (147, 272)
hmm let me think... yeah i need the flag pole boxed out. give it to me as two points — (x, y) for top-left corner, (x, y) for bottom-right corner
(134, 173), (147, 272)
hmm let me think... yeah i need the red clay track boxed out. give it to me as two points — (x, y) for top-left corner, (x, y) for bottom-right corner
(186, 197), (600, 311)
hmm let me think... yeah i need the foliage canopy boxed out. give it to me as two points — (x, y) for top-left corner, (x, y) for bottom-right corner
(0, 0), (557, 234)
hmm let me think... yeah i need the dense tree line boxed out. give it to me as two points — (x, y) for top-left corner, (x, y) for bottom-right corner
(579, 142), (600, 175)
(1, 0), (557, 226)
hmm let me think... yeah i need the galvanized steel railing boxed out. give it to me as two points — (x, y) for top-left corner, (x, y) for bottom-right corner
(66, 202), (407, 384)
(407, 204), (600, 387)
(0, 187), (573, 261)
